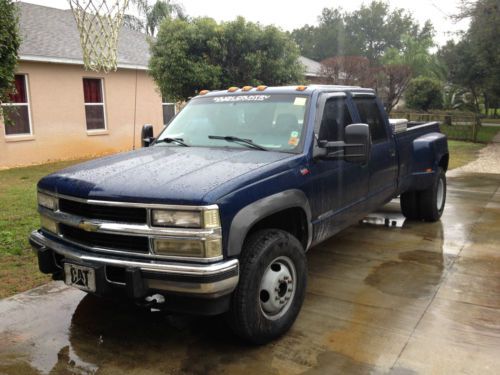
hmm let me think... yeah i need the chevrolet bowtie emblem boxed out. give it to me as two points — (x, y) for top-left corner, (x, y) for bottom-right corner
(78, 220), (100, 232)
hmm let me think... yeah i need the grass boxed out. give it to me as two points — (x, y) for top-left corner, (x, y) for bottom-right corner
(0, 159), (88, 298)
(440, 124), (499, 143)
(447, 140), (485, 170)
(481, 118), (500, 124)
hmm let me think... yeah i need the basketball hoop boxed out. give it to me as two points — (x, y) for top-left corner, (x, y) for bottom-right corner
(69, 0), (130, 72)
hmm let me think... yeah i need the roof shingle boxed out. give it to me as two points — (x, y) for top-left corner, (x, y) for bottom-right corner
(17, 2), (150, 69)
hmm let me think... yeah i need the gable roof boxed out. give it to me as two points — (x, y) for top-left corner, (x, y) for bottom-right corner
(17, 2), (150, 70)
(299, 56), (322, 77)
(18, 2), (321, 75)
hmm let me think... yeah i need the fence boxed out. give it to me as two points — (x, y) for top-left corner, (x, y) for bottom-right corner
(390, 111), (482, 142)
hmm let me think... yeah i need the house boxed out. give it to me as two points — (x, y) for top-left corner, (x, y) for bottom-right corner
(299, 56), (324, 83)
(1, 3), (323, 169)
(0, 2), (169, 169)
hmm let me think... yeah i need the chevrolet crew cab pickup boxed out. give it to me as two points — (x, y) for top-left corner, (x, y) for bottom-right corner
(30, 85), (448, 343)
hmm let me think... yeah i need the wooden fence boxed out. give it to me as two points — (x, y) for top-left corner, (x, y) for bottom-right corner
(390, 111), (482, 142)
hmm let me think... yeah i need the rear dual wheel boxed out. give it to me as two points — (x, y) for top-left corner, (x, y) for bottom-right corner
(228, 229), (307, 344)
(401, 167), (446, 222)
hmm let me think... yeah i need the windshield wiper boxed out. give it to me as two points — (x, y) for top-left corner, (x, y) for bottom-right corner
(156, 137), (189, 147)
(208, 135), (267, 151)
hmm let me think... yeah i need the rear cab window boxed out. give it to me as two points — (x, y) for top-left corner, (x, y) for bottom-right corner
(353, 96), (387, 143)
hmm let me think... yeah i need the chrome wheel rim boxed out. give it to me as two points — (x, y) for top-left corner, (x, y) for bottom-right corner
(437, 178), (445, 211)
(259, 256), (297, 321)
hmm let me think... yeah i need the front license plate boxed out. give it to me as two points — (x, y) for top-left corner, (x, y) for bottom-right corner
(64, 263), (96, 292)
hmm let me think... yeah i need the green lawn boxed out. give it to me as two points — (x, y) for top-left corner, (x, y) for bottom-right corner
(440, 124), (499, 143)
(447, 140), (485, 170)
(0, 159), (88, 298)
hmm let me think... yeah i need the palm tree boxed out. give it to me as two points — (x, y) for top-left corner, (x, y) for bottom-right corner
(129, 0), (185, 36)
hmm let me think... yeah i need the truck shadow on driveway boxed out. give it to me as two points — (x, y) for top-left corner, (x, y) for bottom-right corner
(59, 218), (447, 374)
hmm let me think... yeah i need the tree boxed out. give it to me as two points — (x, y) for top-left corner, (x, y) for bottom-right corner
(439, 0), (500, 115)
(375, 65), (412, 114)
(0, 0), (20, 109)
(319, 56), (373, 86)
(291, 8), (345, 61)
(381, 33), (437, 78)
(292, 1), (434, 64)
(149, 17), (304, 101)
(126, 0), (184, 36)
(439, 39), (486, 113)
(405, 77), (443, 111)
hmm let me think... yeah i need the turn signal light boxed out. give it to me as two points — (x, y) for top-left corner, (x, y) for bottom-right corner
(227, 87), (239, 92)
(199, 89), (209, 95)
(241, 86), (253, 91)
(296, 85), (308, 91)
(256, 85), (267, 91)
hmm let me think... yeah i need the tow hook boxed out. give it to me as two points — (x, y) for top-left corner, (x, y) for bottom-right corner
(142, 293), (166, 308)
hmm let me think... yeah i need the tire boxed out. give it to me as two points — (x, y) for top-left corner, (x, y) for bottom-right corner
(228, 229), (307, 344)
(400, 190), (420, 220)
(400, 167), (446, 222)
(419, 167), (446, 222)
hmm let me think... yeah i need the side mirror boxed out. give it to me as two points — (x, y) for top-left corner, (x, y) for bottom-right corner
(141, 124), (155, 147)
(314, 123), (371, 164)
(344, 123), (371, 164)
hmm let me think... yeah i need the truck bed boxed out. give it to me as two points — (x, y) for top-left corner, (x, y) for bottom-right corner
(392, 120), (442, 193)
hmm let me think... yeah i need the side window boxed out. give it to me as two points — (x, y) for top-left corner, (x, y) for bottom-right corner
(353, 97), (387, 142)
(318, 97), (352, 142)
(2, 74), (32, 136)
(162, 103), (176, 125)
(83, 78), (106, 131)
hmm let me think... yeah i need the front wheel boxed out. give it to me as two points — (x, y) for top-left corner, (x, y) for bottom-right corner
(228, 229), (307, 344)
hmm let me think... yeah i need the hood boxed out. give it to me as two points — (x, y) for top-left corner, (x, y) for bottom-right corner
(38, 146), (294, 204)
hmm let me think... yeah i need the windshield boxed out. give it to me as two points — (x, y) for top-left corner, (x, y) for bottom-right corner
(156, 94), (309, 152)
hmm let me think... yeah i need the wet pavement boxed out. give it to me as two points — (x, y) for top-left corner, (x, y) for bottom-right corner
(1, 173), (499, 375)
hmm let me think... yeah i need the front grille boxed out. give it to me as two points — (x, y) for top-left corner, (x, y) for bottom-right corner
(59, 198), (147, 224)
(59, 224), (149, 253)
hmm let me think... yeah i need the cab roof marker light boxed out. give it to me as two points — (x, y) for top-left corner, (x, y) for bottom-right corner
(227, 87), (239, 92)
(256, 85), (268, 91)
(296, 85), (308, 91)
(198, 89), (210, 95)
(241, 86), (253, 91)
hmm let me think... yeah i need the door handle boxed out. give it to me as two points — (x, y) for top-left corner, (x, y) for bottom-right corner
(389, 149), (396, 157)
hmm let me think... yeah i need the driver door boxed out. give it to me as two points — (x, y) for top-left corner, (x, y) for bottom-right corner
(309, 94), (370, 243)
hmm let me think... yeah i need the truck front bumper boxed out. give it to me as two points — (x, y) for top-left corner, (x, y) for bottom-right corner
(30, 230), (239, 314)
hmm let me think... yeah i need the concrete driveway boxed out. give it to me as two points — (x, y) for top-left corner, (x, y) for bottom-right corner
(1, 173), (499, 375)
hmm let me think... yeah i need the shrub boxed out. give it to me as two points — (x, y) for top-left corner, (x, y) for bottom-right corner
(405, 76), (443, 111)
(0, 0), (20, 107)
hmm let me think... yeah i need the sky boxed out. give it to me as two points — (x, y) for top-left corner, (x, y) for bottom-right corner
(21, 0), (469, 46)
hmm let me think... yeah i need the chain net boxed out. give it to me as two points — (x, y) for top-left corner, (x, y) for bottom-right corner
(69, 0), (130, 72)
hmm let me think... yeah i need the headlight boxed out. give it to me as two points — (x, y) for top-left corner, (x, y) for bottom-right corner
(151, 208), (220, 228)
(40, 215), (58, 234)
(153, 238), (222, 258)
(38, 192), (58, 210)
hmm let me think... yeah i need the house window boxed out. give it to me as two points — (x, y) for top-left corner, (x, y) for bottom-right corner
(83, 78), (106, 130)
(162, 102), (176, 125)
(2, 75), (32, 136)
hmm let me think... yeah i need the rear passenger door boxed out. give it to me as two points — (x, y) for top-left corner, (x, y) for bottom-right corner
(352, 95), (397, 208)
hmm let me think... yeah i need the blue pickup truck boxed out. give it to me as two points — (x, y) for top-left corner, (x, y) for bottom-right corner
(30, 85), (448, 343)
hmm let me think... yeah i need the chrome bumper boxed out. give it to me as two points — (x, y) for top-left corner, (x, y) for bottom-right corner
(30, 230), (239, 298)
